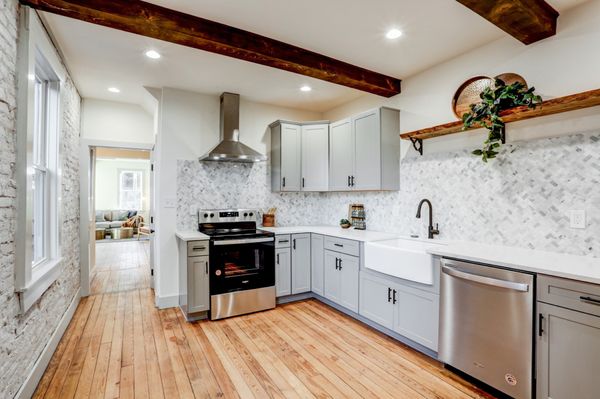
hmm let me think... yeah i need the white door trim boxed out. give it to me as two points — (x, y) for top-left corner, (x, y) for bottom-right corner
(79, 139), (154, 297)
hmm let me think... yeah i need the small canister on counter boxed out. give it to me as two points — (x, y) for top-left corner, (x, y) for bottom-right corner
(263, 207), (276, 227)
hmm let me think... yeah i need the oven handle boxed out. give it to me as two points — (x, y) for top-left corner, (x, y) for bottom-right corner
(441, 264), (529, 292)
(213, 237), (275, 246)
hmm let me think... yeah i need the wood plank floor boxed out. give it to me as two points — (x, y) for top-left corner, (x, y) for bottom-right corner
(34, 287), (497, 399)
(91, 241), (150, 295)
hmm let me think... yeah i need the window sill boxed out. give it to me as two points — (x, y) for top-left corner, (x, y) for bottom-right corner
(18, 257), (63, 313)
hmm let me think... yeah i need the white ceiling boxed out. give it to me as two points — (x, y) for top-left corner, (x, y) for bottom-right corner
(41, 0), (589, 113)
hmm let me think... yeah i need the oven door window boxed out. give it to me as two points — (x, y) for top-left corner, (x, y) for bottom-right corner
(222, 247), (264, 277)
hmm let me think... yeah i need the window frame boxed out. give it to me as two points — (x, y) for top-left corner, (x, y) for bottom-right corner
(15, 9), (66, 313)
(118, 169), (144, 210)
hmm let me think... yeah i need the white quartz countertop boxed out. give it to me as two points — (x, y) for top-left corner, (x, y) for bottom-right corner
(428, 241), (600, 285)
(175, 230), (210, 241)
(261, 225), (399, 242)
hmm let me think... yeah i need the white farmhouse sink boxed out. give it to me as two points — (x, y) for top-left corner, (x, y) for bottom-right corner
(364, 238), (445, 285)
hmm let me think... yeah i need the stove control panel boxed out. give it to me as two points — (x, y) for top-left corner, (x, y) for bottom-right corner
(199, 209), (258, 223)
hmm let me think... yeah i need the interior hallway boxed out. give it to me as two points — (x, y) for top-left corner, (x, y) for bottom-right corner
(91, 240), (151, 295)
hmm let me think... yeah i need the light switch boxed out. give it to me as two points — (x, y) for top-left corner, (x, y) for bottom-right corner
(569, 210), (586, 229)
(164, 197), (177, 208)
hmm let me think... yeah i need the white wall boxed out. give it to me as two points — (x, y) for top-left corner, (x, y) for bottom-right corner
(324, 0), (600, 156)
(95, 158), (151, 211)
(81, 98), (155, 145)
(153, 87), (322, 307)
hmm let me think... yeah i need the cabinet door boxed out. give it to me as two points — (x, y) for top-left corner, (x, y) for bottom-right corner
(188, 256), (209, 313)
(359, 272), (394, 330)
(301, 124), (329, 191)
(291, 234), (311, 294)
(311, 234), (324, 296)
(338, 253), (359, 313)
(329, 118), (354, 191)
(280, 123), (301, 191)
(353, 109), (381, 190)
(537, 302), (600, 399)
(323, 250), (341, 304)
(275, 247), (291, 297)
(393, 284), (439, 351)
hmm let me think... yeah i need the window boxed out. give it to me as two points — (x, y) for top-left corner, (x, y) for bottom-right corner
(15, 9), (65, 313)
(119, 170), (143, 210)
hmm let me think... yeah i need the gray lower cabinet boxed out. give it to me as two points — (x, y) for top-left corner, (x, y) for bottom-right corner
(275, 247), (291, 297)
(537, 275), (600, 399)
(187, 256), (210, 313)
(323, 249), (359, 312)
(310, 234), (324, 296)
(359, 271), (439, 351)
(291, 234), (311, 294)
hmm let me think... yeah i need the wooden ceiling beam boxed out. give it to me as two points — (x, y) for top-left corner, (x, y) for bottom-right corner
(457, 0), (559, 45)
(21, 0), (401, 97)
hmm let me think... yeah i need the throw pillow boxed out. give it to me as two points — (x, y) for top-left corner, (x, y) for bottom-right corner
(116, 210), (129, 221)
(127, 210), (138, 218)
(95, 211), (105, 222)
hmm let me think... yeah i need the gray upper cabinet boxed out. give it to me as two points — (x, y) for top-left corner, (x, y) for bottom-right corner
(291, 234), (311, 294)
(301, 124), (329, 191)
(323, 249), (359, 312)
(329, 118), (354, 191)
(329, 107), (399, 192)
(271, 122), (301, 192)
(311, 234), (324, 296)
(537, 276), (600, 399)
(275, 247), (291, 297)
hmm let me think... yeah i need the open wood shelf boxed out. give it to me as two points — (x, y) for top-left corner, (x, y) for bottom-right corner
(400, 88), (600, 141)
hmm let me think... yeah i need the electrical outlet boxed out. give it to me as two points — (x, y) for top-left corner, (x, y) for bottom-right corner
(569, 210), (586, 229)
(164, 197), (176, 208)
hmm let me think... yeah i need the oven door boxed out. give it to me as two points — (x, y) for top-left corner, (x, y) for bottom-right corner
(210, 237), (275, 295)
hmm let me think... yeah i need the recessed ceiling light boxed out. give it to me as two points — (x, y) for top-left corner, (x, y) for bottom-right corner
(385, 28), (403, 40)
(300, 85), (312, 92)
(108, 87), (120, 93)
(145, 50), (161, 59)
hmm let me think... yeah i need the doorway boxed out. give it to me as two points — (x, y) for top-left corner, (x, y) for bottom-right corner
(91, 148), (152, 294)
(79, 140), (155, 297)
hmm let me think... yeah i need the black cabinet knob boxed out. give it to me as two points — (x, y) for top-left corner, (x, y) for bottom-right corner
(210, 213), (214, 217)
(203, 213), (209, 218)
(249, 212), (254, 217)
(244, 212), (248, 217)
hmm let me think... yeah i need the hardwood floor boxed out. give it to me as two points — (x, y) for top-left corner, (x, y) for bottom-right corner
(91, 240), (150, 294)
(34, 286), (497, 399)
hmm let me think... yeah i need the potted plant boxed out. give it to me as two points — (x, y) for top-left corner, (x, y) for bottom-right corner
(340, 219), (352, 229)
(462, 79), (542, 162)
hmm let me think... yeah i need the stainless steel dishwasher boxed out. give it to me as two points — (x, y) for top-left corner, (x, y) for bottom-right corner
(439, 258), (535, 399)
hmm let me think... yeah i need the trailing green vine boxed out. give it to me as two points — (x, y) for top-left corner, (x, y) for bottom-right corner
(462, 79), (542, 162)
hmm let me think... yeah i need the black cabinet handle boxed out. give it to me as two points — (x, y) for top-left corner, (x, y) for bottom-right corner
(278, 239), (289, 243)
(282, 177), (286, 187)
(334, 243), (343, 248)
(192, 246), (206, 251)
(387, 287), (392, 303)
(335, 258), (339, 270)
(580, 296), (600, 306)
(351, 176), (355, 186)
(347, 176), (351, 187)
(538, 313), (544, 336)
(339, 258), (342, 270)
(277, 253), (280, 264)
(205, 261), (208, 274)
(293, 239), (296, 250)
(392, 289), (397, 304)
(302, 177), (305, 188)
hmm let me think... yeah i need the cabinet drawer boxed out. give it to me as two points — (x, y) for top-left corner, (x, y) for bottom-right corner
(187, 241), (209, 256)
(324, 236), (359, 257)
(275, 234), (291, 248)
(538, 274), (600, 317)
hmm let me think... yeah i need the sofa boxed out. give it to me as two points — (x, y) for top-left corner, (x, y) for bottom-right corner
(95, 210), (139, 230)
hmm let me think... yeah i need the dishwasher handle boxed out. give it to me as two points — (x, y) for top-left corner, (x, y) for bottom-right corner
(441, 264), (530, 292)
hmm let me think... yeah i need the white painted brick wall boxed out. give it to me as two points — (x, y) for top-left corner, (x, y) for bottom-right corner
(0, 2), (81, 397)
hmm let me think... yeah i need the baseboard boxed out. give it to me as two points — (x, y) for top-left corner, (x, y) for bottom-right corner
(16, 288), (81, 399)
(155, 293), (179, 309)
(276, 292), (314, 304)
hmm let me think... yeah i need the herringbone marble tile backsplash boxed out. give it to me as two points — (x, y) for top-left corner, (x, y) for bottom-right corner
(178, 129), (600, 257)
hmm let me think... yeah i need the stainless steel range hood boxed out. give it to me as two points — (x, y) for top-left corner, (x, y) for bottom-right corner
(199, 93), (267, 163)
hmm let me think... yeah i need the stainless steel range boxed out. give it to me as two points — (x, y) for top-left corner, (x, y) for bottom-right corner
(199, 209), (275, 320)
